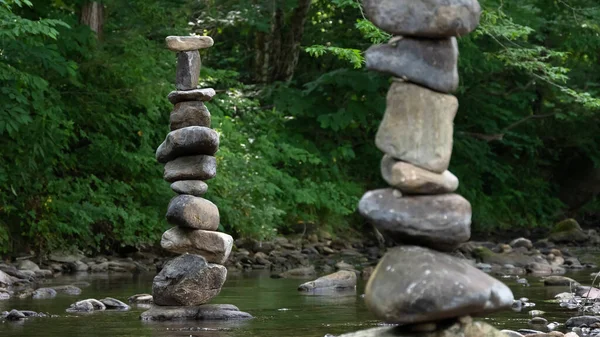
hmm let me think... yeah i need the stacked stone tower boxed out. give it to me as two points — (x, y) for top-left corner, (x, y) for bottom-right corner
(141, 36), (250, 321)
(352, 0), (515, 334)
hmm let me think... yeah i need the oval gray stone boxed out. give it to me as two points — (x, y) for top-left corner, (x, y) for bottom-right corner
(365, 246), (514, 324)
(161, 227), (233, 264)
(156, 126), (219, 164)
(170, 101), (211, 131)
(298, 270), (357, 291)
(381, 155), (459, 194)
(164, 155), (216, 182)
(170, 180), (208, 196)
(375, 81), (457, 173)
(176, 51), (201, 91)
(152, 254), (226, 306)
(358, 189), (471, 251)
(362, 0), (482, 37)
(168, 88), (216, 105)
(165, 195), (219, 230)
(140, 303), (253, 321)
(366, 37), (458, 93)
(166, 36), (214, 51)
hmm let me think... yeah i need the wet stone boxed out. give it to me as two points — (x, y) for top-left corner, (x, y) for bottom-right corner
(166, 36), (214, 51)
(365, 246), (514, 324)
(161, 227), (233, 264)
(164, 155), (216, 182)
(156, 126), (219, 163)
(362, 0), (482, 37)
(176, 51), (201, 91)
(366, 37), (459, 93)
(165, 194), (220, 230)
(170, 180), (209, 196)
(358, 189), (471, 251)
(140, 303), (252, 321)
(168, 88), (216, 105)
(170, 101), (211, 131)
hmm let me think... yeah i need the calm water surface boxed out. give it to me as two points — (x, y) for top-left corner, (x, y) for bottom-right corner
(1, 265), (599, 336)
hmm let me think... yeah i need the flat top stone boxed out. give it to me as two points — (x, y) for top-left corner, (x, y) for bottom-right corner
(166, 36), (214, 51)
(168, 88), (216, 105)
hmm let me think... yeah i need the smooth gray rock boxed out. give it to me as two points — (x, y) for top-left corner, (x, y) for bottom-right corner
(375, 81), (457, 173)
(0, 270), (13, 286)
(359, 189), (471, 251)
(565, 315), (600, 328)
(338, 321), (509, 337)
(381, 155), (458, 194)
(278, 266), (316, 278)
(156, 126), (219, 163)
(161, 227), (233, 264)
(53, 285), (82, 295)
(362, 0), (482, 37)
(298, 270), (357, 291)
(164, 155), (216, 182)
(170, 180), (208, 196)
(509, 237), (533, 249)
(140, 303), (252, 321)
(366, 37), (458, 93)
(165, 195), (220, 230)
(170, 101), (211, 131)
(32, 287), (57, 299)
(66, 299), (106, 312)
(16, 260), (40, 272)
(6, 309), (26, 321)
(100, 297), (130, 310)
(166, 36), (214, 51)
(176, 51), (201, 90)
(365, 246), (514, 324)
(168, 88), (215, 105)
(128, 294), (153, 304)
(49, 251), (85, 263)
(152, 254), (226, 306)
(543, 275), (579, 287)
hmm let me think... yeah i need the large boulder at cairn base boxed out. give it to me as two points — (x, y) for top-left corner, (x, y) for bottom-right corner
(166, 36), (214, 51)
(365, 246), (514, 324)
(152, 254), (226, 306)
(140, 304), (252, 321)
(359, 189), (471, 251)
(366, 37), (458, 93)
(362, 0), (482, 37)
(170, 101), (211, 130)
(168, 88), (216, 105)
(170, 180), (208, 196)
(337, 321), (507, 337)
(176, 50), (201, 90)
(156, 126), (219, 163)
(375, 81), (457, 173)
(164, 155), (216, 182)
(381, 155), (458, 194)
(298, 270), (357, 291)
(166, 195), (220, 230)
(161, 227), (233, 264)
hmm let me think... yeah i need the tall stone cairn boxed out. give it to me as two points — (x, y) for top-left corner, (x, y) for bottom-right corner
(141, 35), (251, 321)
(353, 0), (515, 334)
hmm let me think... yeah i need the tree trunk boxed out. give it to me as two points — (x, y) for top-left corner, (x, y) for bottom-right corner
(80, 1), (104, 39)
(253, 0), (312, 83)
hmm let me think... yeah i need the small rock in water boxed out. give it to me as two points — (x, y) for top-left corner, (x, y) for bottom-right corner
(278, 266), (316, 278)
(100, 297), (130, 310)
(164, 155), (216, 182)
(509, 238), (533, 249)
(66, 299), (107, 313)
(365, 246), (514, 324)
(156, 126), (219, 163)
(165, 195), (220, 230)
(337, 321), (508, 337)
(128, 294), (153, 304)
(166, 36), (214, 51)
(6, 309), (26, 321)
(32, 288), (57, 299)
(298, 270), (357, 292)
(168, 88), (216, 105)
(362, 0), (482, 37)
(566, 315), (600, 328)
(501, 330), (525, 337)
(140, 303), (252, 321)
(170, 180), (208, 196)
(543, 275), (580, 287)
(53, 285), (82, 295)
(176, 50), (201, 90)
(366, 37), (459, 93)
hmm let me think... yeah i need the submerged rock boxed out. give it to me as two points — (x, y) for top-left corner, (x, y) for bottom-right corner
(543, 276), (579, 287)
(365, 246), (513, 324)
(32, 288), (57, 299)
(140, 303), (252, 321)
(53, 285), (82, 295)
(337, 320), (507, 337)
(298, 270), (357, 292)
(278, 266), (316, 278)
(100, 297), (130, 310)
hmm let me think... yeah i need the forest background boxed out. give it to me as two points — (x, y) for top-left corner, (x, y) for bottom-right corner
(1, 0), (599, 255)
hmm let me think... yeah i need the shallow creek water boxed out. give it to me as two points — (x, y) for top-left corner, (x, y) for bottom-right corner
(0, 267), (599, 337)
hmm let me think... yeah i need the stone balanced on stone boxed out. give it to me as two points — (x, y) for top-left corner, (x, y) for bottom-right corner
(342, 1), (515, 336)
(140, 35), (251, 321)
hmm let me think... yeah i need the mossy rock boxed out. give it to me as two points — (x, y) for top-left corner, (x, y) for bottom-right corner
(551, 219), (582, 233)
(472, 247), (494, 260)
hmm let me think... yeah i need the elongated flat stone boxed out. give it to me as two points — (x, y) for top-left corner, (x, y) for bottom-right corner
(376, 81), (457, 173)
(168, 88), (215, 105)
(156, 126), (219, 164)
(166, 36), (214, 51)
(170, 101), (211, 131)
(140, 304), (253, 321)
(176, 51), (201, 90)
(358, 189), (471, 251)
(170, 180), (208, 196)
(363, 0), (482, 37)
(164, 155), (216, 182)
(381, 155), (459, 194)
(161, 228), (233, 264)
(366, 37), (458, 93)
(152, 254), (226, 306)
(165, 195), (219, 230)
(365, 246), (513, 324)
